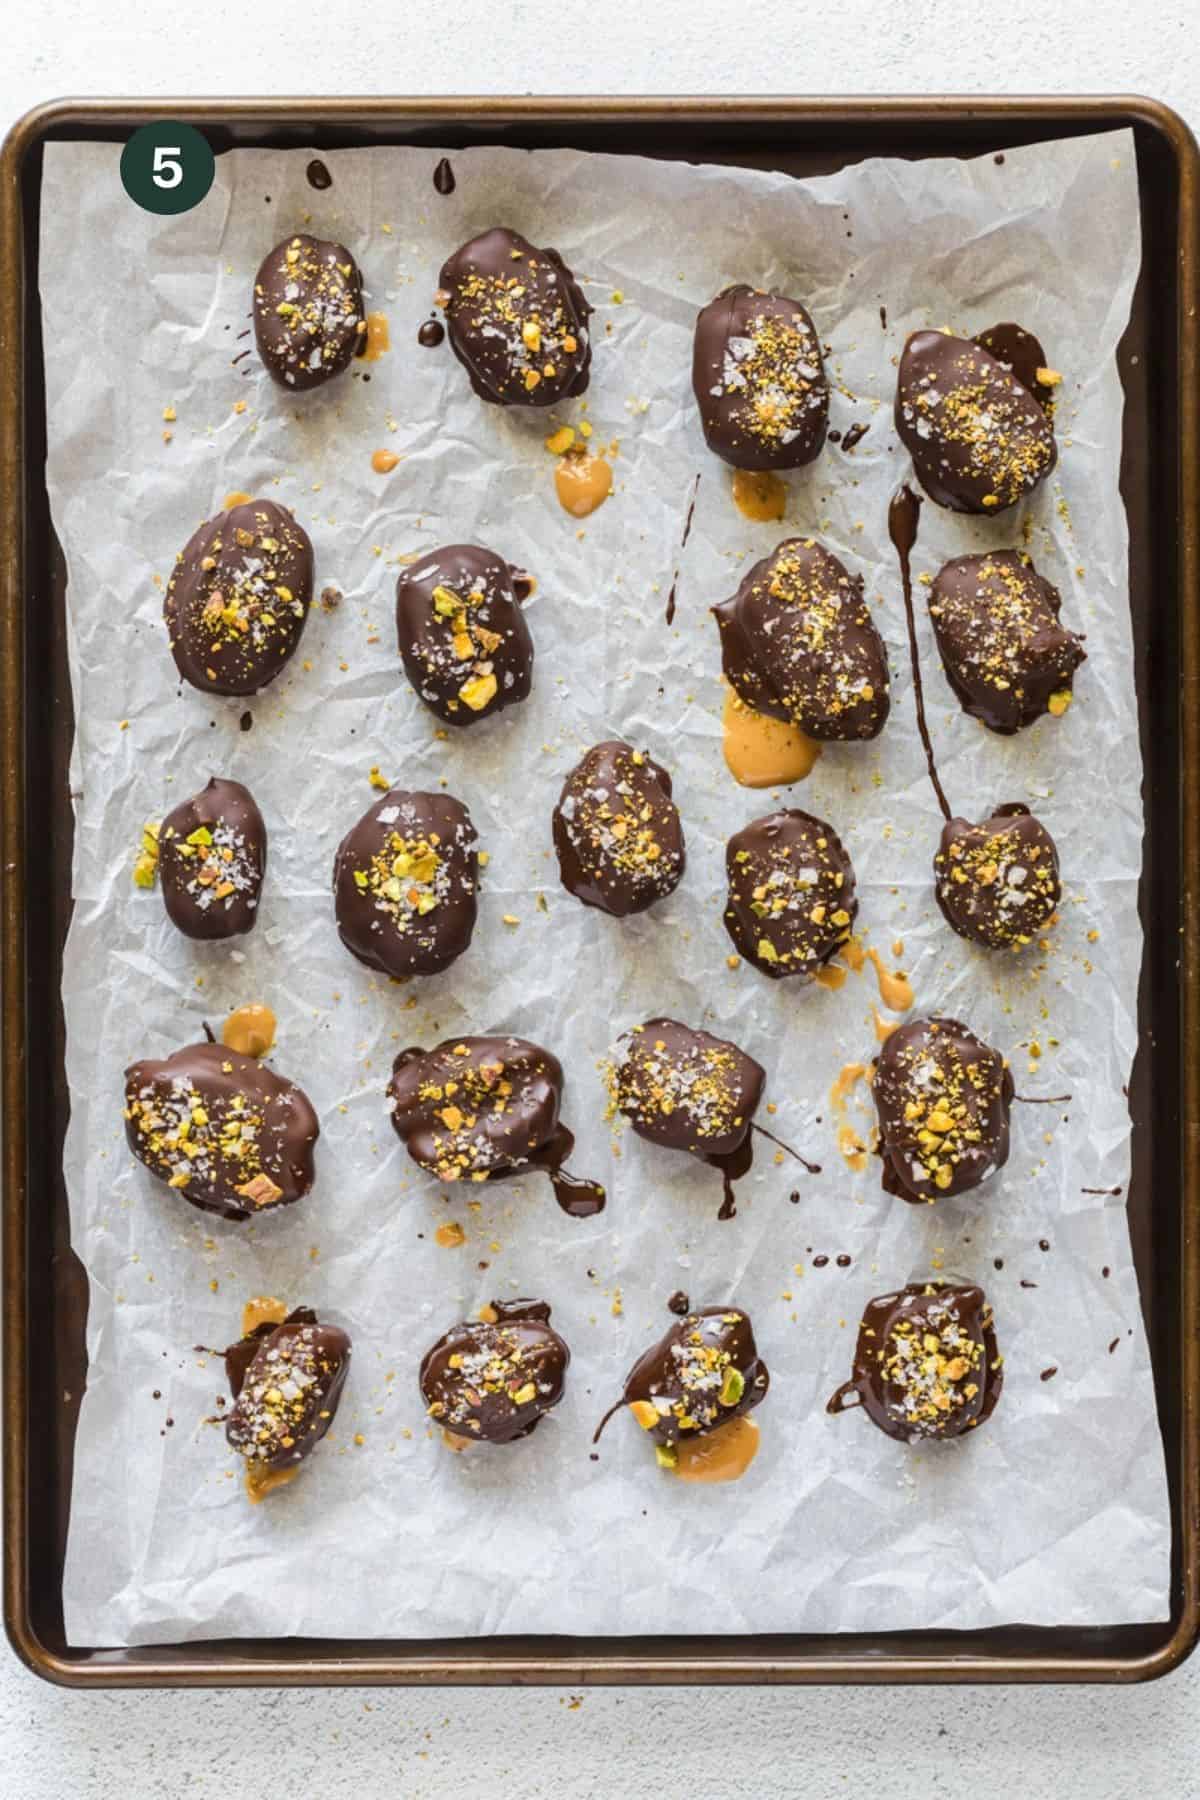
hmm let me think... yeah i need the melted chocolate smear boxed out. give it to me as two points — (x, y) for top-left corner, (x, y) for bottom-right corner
(751, 1121), (820, 1175)
(552, 1168), (607, 1218)
(306, 159), (332, 191)
(201, 1020), (216, 1044)
(667, 1290), (690, 1316)
(1020, 1279), (1038, 1289)
(418, 318), (446, 348)
(231, 347), (251, 366)
(1082, 1186), (1122, 1196)
(789, 1190), (800, 1205)
(710, 1136), (754, 1221)
(531, 1125), (607, 1218)
(1102, 1265), (1111, 1278)
(879, 305), (888, 330)
(813, 1254), (830, 1268)
(1108, 1337), (1120, 1355)
(841, 421), (870, 452)
(665, 576), (678, 627)
(1040, 1366), (1058, 1382)
(888, 482), (952, 821)
(1014, 1091), (1073, 1105)
(239, 710), (253, 732)
(433, 157), (456, 196)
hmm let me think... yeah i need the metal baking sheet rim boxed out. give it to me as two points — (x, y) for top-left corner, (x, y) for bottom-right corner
(1, 94), (1197, 1688)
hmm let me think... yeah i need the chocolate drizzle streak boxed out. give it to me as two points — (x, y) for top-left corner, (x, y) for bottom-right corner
(888, 483), (951, 821)
(664, 473), (701, 624)
(751, 1121), (820, 1174)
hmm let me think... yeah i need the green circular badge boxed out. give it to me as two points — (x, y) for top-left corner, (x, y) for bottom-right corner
(120, 122), (215, 216)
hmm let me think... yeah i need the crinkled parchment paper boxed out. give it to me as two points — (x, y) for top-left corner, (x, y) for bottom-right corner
(39, 127), (1169, 1644)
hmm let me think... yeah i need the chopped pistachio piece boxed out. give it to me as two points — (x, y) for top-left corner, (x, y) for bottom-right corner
(720, 1366), (746, 1407)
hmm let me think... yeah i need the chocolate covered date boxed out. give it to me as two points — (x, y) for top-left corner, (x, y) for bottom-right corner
(827, 1282), (1002, 1442)
(333, 788), (478, 979)
(553, 741), (685, 917)
(159, 777), (266, 941)
(164, 499), (313, 696)
(124, 1041), (318, 1222)
(395, 543), (534, 726)
(713, 539), (889, 742)
(253, 233), (365, 390)
(692, 285), (828, 469)
(437, 227), (592, 408)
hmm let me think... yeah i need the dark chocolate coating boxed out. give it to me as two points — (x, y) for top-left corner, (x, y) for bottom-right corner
(934, 804), (1060, 950)
(420, 1300), (569, 1444)
(438, 227), (592, 408)
(895, 328), (1057, 513)
(826, 1282), (1002, 1442)
(389, 1036), (569, 1184)
(873, 1017), (1014, 1204)
(395, 543), (534, 727)
(224, 1305), (320, 1399)
(928, 550), (1086, 734)
(553, 741), (685, 917)
(333, 788), (478, 979)
(123, 1041), (318, 1222)
(691, 284), (828, 469)
(713, 538), (889, 741)
(253, 234), (364, 391)
(609, 1019), (765, 1163)
(226, 1309), (351, 1472)
(972, 322), (1052, 405)
(159, 777), (266, 941)
(620, 1307), (769, 1447)
(724, 807), (856, 980)
(164, 499), (313, 696)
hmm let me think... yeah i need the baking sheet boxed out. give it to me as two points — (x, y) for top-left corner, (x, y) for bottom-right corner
(38, 127), (1169, 1644)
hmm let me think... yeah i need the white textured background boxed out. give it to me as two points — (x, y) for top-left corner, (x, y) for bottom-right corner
(5, 3), (1200, 1795)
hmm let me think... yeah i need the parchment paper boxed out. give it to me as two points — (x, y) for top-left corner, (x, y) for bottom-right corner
(40, 128), (1169, 1644)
